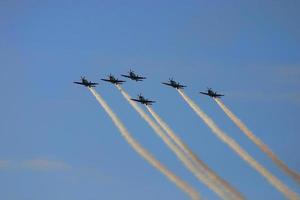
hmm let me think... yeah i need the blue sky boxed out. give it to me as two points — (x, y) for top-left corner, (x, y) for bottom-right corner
(0, 0), (299, 199)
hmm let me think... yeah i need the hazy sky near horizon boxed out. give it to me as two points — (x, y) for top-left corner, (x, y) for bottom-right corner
(1, 1), (300, 199)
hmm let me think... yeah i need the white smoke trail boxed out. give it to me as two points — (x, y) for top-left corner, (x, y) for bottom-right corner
(178, 89), (300, 200)
(215, 98), (300, 186)
(146, 106), (245, 200)
(116, 85), (230, 200)
(88, 88), (200, 200)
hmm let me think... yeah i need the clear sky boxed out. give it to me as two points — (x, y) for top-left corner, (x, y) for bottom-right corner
(0, 0), (300, 199)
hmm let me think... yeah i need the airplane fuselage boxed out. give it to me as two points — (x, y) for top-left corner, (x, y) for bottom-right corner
(129, 72), (136, 77)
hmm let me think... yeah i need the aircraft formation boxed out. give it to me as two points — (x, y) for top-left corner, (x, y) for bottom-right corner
(74, 70), (300, 200)
(74, 70), (224, 106)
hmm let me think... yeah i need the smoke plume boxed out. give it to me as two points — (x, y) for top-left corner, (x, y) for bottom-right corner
(146, 106), (245, 200)
(178, 89), (299, 200)
(116, 85), (230, 200)
(89, 88), (200, 200)
(214, 98), (300, 186)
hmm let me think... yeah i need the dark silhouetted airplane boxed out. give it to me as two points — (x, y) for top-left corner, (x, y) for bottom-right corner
(101, 74), (126, 85)
(74, 76), (98, 88)
(131, 94), (155, 105)
(162, 78), (186, 89)
(200, 88), (224, 98)
(121, 69), (146, 81)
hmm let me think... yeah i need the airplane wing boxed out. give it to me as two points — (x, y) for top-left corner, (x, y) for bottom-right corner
(200, 92), (210, 96)
(131, 98), (141, 103)
(121, 75), (131, 78)
(73, 82), (85, 85)
(145, 100), (155, 105)
(88, 83), (98, 87)
(134, 77), (146, 81)
(178, 84), (187, 88)
(116, 80), (126, 83)
(137, 76), (146, 79)
(110, 80), (126, 85)
(162, 82), (172, 86)
(214, 94), (224, 98)
(101, 79), (111, 82)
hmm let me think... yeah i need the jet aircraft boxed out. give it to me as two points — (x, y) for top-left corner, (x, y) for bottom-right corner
(121, 69), (146, 81)
(162, 78), (186, 89)
(131, 94), (155, 105)
(73, 76), (98, 87)
(200, 88), (224, 98)
(101, 74), (126, 85)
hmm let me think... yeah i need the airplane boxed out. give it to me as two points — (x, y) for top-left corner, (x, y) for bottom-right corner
(131, 94), (156, 105)
(101, 74), (126, 85)
(200, 88), (224, 98)
(73, 76), (98, 87)
(121, 69), (146, 81)
(162, 78), (187, 89)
